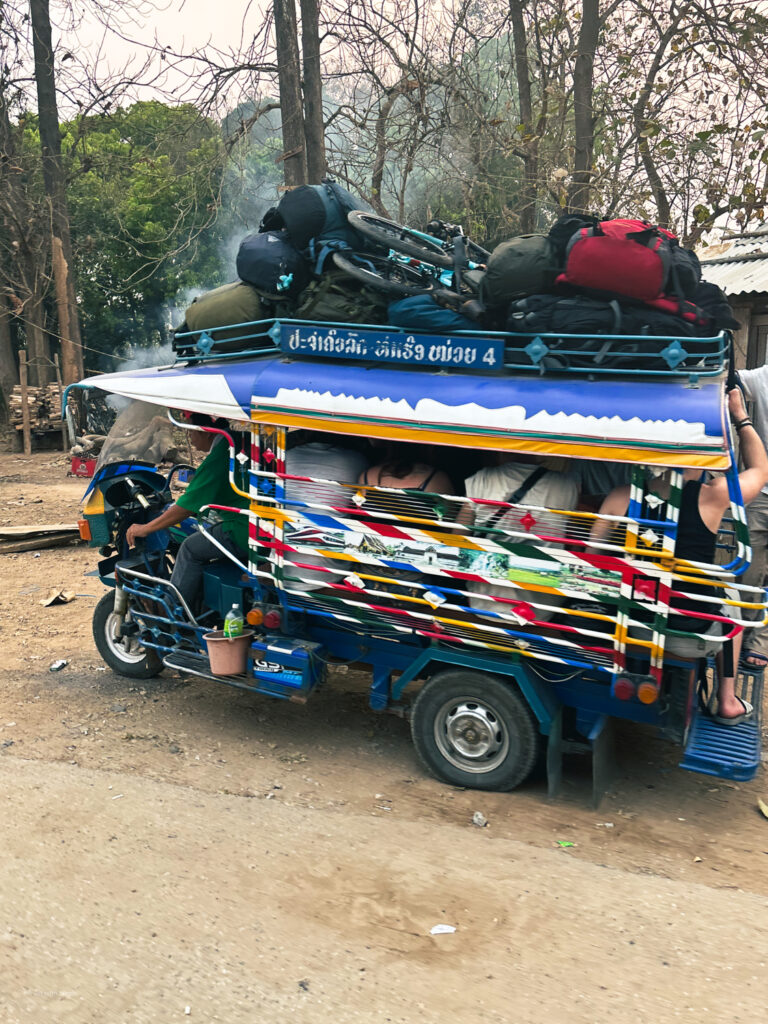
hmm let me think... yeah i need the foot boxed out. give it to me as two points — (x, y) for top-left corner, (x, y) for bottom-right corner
(711, 697), (754, 726)
(740, 650), (768, 670)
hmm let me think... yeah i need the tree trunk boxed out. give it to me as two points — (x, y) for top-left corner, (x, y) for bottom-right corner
(29, 0), (84, 384)
(274, 0), (308, 186)
(0, 294), (18, 422)
(510, 0), (538, 233)
(24, 292), (52, 388)
(299, 0), (326, 183)
(567, 0), (599, 214)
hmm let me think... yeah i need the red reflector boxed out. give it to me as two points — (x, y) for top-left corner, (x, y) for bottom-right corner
(612, 676), (636, 701)
(263, 610), (282, 630)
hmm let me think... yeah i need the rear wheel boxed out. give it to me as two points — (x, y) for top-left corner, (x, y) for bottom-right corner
(410, 670), (540, 790)
(348, 211), (454, 268)
(92, 591), (162, 678)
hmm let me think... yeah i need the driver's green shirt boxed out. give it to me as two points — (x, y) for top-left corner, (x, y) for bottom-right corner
(177, 437), (250, 551)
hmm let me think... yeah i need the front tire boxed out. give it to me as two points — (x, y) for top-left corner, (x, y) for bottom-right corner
(410, 670), (540, 791)
(92, 591), (162, 679)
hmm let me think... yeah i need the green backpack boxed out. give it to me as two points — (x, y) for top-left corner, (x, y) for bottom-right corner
(184, 281), (264, 338)
(289, 270), (389, 325)
(479, 234), (559, 309)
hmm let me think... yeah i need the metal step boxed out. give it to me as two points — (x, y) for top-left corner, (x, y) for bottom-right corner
(163, 647), (315, 703)
(679, 708), (761, 781)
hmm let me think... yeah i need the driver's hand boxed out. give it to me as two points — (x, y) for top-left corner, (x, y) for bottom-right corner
(126, 522), (150, 548)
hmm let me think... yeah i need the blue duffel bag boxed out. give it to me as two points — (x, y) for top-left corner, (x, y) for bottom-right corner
(387, 294), (478, 332)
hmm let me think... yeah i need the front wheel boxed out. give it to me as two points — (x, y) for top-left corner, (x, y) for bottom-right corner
(92, 591), (162, 678)
(410, 670), (540, 791)
(347, 211), (454, 268)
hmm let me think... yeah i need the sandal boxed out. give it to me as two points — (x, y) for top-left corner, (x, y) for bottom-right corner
(739, 650), (768, 672)
(711, 697), (754, 726)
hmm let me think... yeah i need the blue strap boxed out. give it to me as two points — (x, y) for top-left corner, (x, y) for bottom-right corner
(307, 237), (352, 274)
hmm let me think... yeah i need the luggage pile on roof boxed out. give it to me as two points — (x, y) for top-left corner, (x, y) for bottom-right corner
(481, 214), (738, 340)
(173, 186), (739, 372)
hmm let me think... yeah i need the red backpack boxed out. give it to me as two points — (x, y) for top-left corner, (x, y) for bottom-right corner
(556, 218), (698, 304)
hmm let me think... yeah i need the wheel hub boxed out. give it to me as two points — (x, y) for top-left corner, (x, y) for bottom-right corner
(435, 698), (510, 773)
(448, 709), (497, 759)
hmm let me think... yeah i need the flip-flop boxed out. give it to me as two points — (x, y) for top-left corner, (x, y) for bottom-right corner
(711, 698), (754, 726)
(739, 651), (768, 671)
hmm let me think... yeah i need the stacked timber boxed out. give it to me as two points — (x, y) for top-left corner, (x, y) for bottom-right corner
(9, 383), (62, 431)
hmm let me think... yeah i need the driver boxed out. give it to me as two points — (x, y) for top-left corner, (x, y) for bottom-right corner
(126, 413), (249, 612)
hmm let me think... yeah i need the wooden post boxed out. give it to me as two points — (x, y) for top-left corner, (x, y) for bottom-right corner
(19, 350), (32, 455)
(53, 353), (68, 452)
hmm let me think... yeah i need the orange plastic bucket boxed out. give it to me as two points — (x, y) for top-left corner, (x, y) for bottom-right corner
(203, 629), (254, 676)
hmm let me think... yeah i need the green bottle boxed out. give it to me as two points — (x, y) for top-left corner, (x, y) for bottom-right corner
(223, 603), (244, 638)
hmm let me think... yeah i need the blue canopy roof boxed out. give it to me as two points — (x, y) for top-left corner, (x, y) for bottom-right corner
(77, 355), (729, 467)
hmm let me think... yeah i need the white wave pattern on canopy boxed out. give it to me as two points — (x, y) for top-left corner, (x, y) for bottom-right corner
(265, 385), (711, 447)
(82, 367), (249, 422)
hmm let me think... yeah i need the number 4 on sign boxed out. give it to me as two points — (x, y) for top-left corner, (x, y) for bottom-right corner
(483, 348), (496, 365)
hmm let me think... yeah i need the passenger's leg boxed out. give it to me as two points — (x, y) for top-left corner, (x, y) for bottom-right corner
(741, 493), (768, 666)
(170, 524), (246, 612)
(714, 630), (753, 719)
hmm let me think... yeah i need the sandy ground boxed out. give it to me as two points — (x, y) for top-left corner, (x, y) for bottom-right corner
(1, 452), (768, 1023)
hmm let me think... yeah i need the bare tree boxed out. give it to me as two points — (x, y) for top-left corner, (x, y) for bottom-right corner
(273, 0), (308, 185)
(29, 0), (83, 384)
(300, 0), (326, 182)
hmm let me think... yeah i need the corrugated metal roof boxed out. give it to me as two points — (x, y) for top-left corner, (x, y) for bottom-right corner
(699, 258), (768, 296)
(698, 232), (768, 296)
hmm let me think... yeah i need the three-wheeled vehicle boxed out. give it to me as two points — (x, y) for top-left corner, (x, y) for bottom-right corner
(69, 315), (765, 802)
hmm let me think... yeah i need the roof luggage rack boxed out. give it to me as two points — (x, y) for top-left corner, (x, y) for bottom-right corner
(171, 315), (729, 381)
(172, 316), (280, 359)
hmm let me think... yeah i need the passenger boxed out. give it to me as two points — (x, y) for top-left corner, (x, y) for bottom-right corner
(126, 413), (249, 613)
(359, 457), (455, 507)
(281, 432), (369, 592)
(590, 387), (768, 724)
(355, 453), (458, 600)
(732, 365), (768, 669)
(464, 453), (580, 619)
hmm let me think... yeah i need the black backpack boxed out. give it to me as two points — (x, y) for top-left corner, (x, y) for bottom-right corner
(265, 179), (372, 251)
(505, 292), (713, 338)
(479, 234), (559, 309)
(236, 229), (310, 298)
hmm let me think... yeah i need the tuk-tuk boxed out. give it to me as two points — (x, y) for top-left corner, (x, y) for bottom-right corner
(69, 317), (765, 803)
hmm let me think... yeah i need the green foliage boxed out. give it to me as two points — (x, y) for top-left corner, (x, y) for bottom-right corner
(61, 101), (228, 368)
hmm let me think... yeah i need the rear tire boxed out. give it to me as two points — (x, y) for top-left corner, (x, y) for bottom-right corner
(92, 591), (162, 679)
(410, 670), (540, 791)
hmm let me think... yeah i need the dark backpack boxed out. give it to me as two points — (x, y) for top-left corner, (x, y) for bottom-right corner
(504, 293), (716, 371)
(288, 269), (389, 325)
(274, 179), (372, 250)
(506, 292), (714, 338)
(479, 234), (559, 309)
(557, 218), (701, 303)
(694, 280), (740, 331)
(236, 229), (310, 297)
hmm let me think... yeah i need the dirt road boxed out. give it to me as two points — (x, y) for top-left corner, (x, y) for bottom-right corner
(1, 453), (767, 1023)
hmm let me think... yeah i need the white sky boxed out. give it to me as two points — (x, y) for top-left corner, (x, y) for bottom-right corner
(61, 0), (271, 108)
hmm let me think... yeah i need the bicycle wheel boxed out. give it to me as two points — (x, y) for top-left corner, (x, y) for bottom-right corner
(347, 211), (454, 269)
(331, 251), (439, 298)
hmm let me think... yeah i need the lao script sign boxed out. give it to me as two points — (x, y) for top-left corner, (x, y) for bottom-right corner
(277, 323), (504, 371)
